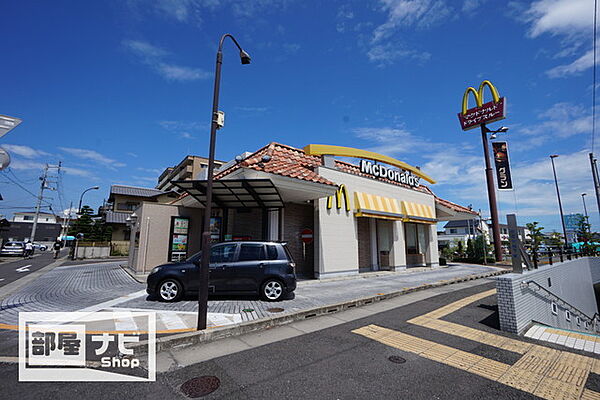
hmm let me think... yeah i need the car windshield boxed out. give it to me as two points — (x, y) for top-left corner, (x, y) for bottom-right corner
(186, 251), (201, 263)
(5, 242), (23, 248)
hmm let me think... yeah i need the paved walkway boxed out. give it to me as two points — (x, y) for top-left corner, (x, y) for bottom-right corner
(0, 261), (502, 333)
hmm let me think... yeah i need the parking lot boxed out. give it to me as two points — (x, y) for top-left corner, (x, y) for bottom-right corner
(0, 260), (503, 338)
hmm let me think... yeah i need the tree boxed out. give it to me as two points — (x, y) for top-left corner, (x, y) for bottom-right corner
(68, 205), (112, 242)
(526, 222), (544, 254)
(457, 240), (464, 256)
(575, 214), (593, 253)
(68, 205), (94, 239)
(466, 238), (475, 259)
(543, 231), (563, 248)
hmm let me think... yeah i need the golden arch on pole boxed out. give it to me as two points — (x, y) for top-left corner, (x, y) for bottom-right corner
(327, 184), (350, 211)
(461, 80), (501, 115)
(304, 144), (436, 184)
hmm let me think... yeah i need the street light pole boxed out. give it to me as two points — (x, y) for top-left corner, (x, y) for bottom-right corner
(197, 34), (251, 331)
(480, 123), (503, 261)
(78, 186), (100, 214)
(550, 155), (569, 246)
(582, 193), (589, 221)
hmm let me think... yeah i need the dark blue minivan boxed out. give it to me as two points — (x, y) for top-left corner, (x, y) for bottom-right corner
(147, 241), (297, 302)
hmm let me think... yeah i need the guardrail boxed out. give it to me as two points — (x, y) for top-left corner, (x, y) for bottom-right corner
(528, 247), (599, 269)
(521, 280), (600, 333)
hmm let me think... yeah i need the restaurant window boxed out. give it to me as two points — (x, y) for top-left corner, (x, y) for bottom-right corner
(405, 223), (428, 254)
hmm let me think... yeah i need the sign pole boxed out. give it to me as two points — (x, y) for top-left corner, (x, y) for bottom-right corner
(481, 123), (503, 262)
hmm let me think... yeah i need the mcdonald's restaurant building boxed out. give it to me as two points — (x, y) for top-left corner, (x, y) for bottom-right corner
(127, 142), (477, 279)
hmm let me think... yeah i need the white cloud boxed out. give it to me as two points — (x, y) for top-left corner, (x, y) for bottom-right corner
(2, 144), (50, 159)
(462, 0), (486, 13)
(372, 0), (452, 43)
(235, 106), (269, 113)
(517, 0), (596, 78)
(523, 0), (592, 38)
(59, 147), (126, 169)
(546, 48), (594, 78)
(157, 63), (210, 81)
(366, 43), (431, 66)
(9, 159), (44, 171)
(61, 166), (93, 177)
(515, 102), (592, 148)
(122, 39), (210, 82)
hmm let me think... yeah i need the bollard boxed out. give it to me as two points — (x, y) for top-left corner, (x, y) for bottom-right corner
(559, 248), (564, 263)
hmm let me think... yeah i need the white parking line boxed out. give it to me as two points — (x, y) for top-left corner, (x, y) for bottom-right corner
(113, 310), (138, 331)
(16, 265), (31, 273)
(158, 312), (188, 330)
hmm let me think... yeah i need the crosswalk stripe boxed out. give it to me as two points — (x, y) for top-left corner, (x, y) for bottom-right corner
(158, 312), (188, 330)
(113, 311), (138, 331)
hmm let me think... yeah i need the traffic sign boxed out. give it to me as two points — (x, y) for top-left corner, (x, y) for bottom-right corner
(300, 228), (313, 244)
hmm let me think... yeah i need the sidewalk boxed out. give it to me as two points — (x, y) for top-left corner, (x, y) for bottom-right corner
(0, 260), (506, 350)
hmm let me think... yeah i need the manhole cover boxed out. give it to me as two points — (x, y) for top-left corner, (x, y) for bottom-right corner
(266, 307), (284, 313)
(180, 376), (220, 398)
(388, 355), (406, 364)
(242, 308), (255, 313)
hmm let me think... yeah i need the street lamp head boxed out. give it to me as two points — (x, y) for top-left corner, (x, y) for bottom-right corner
(240, 50), (251, 65)
(550, 154), (559, 159)
(490, 133), (497, 140)
(582, 193), (587, 197)
(497, 126), (509, 133)
(92, 186), (99, 190)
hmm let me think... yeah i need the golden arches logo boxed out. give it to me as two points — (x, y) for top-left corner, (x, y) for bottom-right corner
(327, 184), (350, 211)
(461, 80), (501, 115)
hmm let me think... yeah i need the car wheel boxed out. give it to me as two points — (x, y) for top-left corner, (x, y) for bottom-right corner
(158, 279), (182, 302)
(261, 279), (284, 301)
(40, 246), (47, 251)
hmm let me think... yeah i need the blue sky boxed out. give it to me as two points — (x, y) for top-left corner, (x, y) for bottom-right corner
(0, 0), (596, 232)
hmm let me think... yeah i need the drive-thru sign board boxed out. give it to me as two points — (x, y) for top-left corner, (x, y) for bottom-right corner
(301, 228), (313, 244)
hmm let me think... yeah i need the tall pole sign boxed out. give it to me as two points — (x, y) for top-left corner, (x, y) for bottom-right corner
(458, 80), (506, 262)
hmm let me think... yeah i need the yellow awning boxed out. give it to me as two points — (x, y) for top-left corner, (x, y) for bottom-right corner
(354, 192), (404, 220)
(402, 201), (436, 224)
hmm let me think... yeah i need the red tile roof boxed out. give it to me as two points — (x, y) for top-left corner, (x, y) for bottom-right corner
(178, 142), (476, 215)
(214, 142), (336, 186)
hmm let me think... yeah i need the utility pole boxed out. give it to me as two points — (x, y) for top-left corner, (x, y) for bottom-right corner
(590, 154), (600, 222)
(29, 163), (60, 243)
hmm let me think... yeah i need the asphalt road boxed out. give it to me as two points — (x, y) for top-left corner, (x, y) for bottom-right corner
(0, 250), (62, 288)
(2, 281), (590, 399)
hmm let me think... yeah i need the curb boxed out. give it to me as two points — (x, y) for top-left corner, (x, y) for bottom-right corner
(0, 256), (68, 301)
(131, 269), (509, 355)
(119, 264), (147, 284)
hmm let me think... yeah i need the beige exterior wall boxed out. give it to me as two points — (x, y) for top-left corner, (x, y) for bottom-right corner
(128, 203), (203, 274)
(315, 166), (438, 277)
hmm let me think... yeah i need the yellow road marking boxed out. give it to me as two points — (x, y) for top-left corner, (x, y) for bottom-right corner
(353, 288), (600, 400)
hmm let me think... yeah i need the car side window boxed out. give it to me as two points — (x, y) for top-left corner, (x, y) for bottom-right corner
(210, 244), (237, 263)
(238, 244), (266, 261)
(266, 245), (279, 260)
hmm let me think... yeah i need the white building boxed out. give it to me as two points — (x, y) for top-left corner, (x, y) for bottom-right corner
(12, 212), (57, 224)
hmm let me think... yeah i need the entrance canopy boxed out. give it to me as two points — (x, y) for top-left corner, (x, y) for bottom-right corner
(173, 179), (284, 208)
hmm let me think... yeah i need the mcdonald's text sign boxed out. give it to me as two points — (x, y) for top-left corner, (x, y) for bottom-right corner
(458, 80), (507, 131)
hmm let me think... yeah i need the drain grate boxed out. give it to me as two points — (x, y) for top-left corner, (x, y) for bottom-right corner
(180, 376), (220, 398)
(266, 307), (284, 313)
(388, 355), (406, 364)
